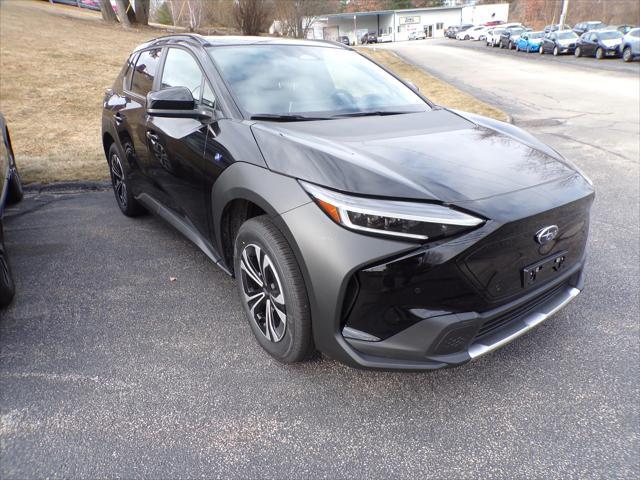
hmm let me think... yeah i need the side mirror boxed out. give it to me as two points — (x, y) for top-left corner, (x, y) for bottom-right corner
(406, 81), (419, 92)
(147, 86), (213, 121)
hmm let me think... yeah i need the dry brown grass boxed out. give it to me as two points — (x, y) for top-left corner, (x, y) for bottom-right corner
(0, 1), (163, 182)
(1, 1), (507, 183)
(358, 48), (509, 123)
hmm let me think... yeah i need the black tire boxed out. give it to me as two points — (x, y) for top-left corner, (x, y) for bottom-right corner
(623, 47), (632, 62)
(234, 216), (315, 363)
(539, 46), (544, 54)
(509, 41), (513, 50)
(0, 221), (15, 308)
(595, 47), (604, 59)
(464, 35), (469, 40)
(6, 165), (23, 205)
(553, 46), (559, 56)
(107, 143), (145, 217)
(574, 46), (581, 57)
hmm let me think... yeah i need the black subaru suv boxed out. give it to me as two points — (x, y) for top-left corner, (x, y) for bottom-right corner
(102, 34), (594, 370)
(1, 113), (24, 307)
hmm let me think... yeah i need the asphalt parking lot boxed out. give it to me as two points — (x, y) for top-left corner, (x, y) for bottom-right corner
(2, 41), (639, 478)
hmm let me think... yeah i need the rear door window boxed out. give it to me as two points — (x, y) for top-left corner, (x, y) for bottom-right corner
(131, 48), (162, 96)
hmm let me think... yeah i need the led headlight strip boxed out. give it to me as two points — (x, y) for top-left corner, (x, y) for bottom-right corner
(300, 181), (484, 241)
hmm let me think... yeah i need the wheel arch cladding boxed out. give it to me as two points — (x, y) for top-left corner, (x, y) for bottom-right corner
(102, 132), (115, 159)
(211, 162), (312, 275)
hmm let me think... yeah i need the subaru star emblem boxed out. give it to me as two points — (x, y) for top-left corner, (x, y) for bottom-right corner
(535, 225), (559, 245)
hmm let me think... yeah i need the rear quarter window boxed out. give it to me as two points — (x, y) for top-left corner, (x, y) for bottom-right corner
(130, 48), (162, 97)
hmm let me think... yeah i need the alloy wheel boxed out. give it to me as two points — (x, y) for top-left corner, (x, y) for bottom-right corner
(623, 47), (631, 62)
(240, 243), (287, 343)
(110, 152), (127, 209)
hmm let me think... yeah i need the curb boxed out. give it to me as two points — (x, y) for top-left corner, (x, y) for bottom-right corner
(25, 180), (111, 193)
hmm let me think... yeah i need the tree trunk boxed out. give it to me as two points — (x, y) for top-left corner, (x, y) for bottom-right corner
(134, 0), (149, 26)
(115, 0), (137, 27)
(99, 0), (118, 23)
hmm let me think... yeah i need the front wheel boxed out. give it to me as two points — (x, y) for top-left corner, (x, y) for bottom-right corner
(553, 46), (559, 56)
(623, 46), (632, 62)
(575, 46), (582, 57)
(539, 45), (544, 54)
(108, 143), (145, 217)
(595, 47), (604, 59)
(234, 216), (316, 363)
(0, 221), (15, 308)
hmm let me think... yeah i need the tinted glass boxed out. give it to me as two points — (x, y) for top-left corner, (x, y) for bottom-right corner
(557, 31), (578, 39)
(208, 45), (427, 117)
(599, 31), (623, 39)
(131, 48), (162, 96)
(123, 52), (138, 90)
(529, 32), (543, 39)
(631, 29), (640, 38)
(161, 48), (204, 99)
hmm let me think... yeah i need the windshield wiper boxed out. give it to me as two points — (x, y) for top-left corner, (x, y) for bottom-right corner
(332, 111), (417, 118)
(250, 114), (331, 122)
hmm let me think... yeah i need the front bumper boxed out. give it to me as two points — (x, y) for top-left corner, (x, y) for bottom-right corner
(275, 176), (593, 371)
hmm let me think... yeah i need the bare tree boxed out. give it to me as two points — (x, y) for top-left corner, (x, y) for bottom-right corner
(185, 0), (203, 31)
(274, 0), (331, 38)
(234, 0), (272, 36)
(99, 0), (119, 22)
(134, 0), (150, 25)
(115, 0), (137, 26)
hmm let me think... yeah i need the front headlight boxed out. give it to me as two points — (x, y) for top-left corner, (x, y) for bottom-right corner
(300, 181), (484, 241)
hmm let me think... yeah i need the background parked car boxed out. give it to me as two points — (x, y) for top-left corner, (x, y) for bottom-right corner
(575, 29), (624, 59)
(0, 113), (24, 307)
(614, 25), (635, 35)
(378, 33), (392, 43)
(516, 31), (544, 52)
(457, 25), (483, 40)
(621, 27), (640, 62)
(469, 26), (490, 41)
(500, 27), (526, 49)
(544, 24), (571, 33)
(486, 27), (505, 47)
(447, 24), (473, 39)
(573, 21), (606, 36)
(338, 35), (350, 46)
(361, 32), (377, 44)
(408, 30), (426, 40)
(540, 29), (579, 55)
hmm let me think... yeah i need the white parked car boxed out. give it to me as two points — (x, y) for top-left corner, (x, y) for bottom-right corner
(486, 28), (506, 47)
(378, 33), (393, 43)
(408, 30), (426, 40)
(469, 26), (490, 41)
(456, 26), (482, 40)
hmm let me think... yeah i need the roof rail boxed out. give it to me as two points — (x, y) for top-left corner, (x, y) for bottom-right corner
(150, 33), (209, 46)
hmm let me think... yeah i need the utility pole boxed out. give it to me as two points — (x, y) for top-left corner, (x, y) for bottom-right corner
(559, 0), (569, 27)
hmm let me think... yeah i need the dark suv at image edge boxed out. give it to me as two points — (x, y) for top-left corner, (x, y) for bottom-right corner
(102, 34), (594, 370)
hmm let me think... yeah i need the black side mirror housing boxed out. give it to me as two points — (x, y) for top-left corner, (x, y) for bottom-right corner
(147, 86), (213, 121)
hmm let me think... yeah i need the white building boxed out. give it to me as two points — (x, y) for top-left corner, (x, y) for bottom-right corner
(308, 3), (509, 44)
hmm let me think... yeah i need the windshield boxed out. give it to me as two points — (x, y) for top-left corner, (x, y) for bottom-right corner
(528, 32), (543, 39)
(557, 31), (578, 39)
(599, 31), (623, 39)
(208, 45), (428, 118)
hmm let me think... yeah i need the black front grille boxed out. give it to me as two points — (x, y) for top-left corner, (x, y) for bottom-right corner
(474, 281), (568, 341)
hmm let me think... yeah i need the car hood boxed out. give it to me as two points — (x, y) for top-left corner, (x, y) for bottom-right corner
(250, 109), (578, 203)
(558, 38), (576, 45)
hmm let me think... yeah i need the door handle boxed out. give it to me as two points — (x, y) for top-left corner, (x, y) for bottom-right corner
(146, 131), (159, 144)
(114, 112), (125, 125)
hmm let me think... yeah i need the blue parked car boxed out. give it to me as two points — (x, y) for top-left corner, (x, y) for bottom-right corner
(516, 31), (544, 52)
